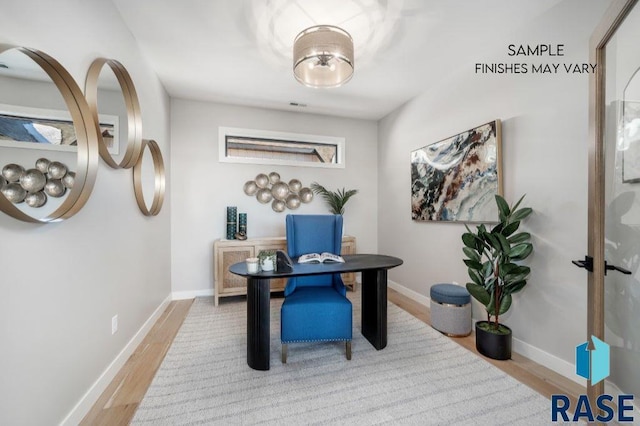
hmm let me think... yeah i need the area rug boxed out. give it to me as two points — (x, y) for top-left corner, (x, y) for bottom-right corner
(132, 296), (553, 425)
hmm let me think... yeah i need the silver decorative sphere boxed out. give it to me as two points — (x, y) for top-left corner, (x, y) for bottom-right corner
(0, 176), (6, 190)
(288, 179), (302, 193)
(2, 163), (25, 182)
(299, 187), (314, 203)
(19, 169), (47, 192)
(62, 171), (75, 189)
(271, 181), (289, 201)
(35, 158), (51, 173)
(48, 161), (68, 179)
(268, 172), (281, 184)
(1, 183), (27, 203)
(44, 179), (66, 197)
(25, 191), (47, 208)
(243, 180), (258, 196)
(256, 188), (273, 204)
(272, 199), (285, 212)
(286, 194), (301, 210)
(255, 173), (269, 188)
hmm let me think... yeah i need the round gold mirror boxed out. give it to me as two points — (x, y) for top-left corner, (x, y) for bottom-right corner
(0, 44), (99, 223)
(85, 58), (142, 169)
(133, 139), (165, 216)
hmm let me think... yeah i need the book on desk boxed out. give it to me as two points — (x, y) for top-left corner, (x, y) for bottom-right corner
(298, 252), (345, 264)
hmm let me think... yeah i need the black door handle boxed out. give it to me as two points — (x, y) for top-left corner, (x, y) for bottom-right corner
(572, 256), (593, 272)
(572, 255), (632, 275)
(605, 262), (632, 275)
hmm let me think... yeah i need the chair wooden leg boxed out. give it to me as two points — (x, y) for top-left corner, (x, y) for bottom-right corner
(346, 341), (352, 360)
(282, 344), (287, 364)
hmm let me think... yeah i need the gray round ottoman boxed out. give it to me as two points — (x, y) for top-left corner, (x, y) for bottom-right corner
(430, 283), (471, 337)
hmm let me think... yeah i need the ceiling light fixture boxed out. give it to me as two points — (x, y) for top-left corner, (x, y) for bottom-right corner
(293, 25), (354, 88)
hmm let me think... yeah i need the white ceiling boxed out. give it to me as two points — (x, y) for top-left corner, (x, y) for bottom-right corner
(110, 0), (570, 120)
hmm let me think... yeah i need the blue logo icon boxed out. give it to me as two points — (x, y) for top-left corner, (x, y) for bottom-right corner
(576, 335), (610, 385)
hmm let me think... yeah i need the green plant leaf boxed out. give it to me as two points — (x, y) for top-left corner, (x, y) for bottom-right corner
(505, 280), (527, 293)
(468, 268), (483, 286)
(482, 261), (493, 279)
(495, 194), (510, 217)
(502, 221), (520, 237)
(485, 233), (501, 251)
(496, 233), (511, 253)
(462, 246), (480, 262)
(510, 194), (526, 213)
(510, 243), (533, 260)
(463, 259), (483, 270)
(466, 283), (490, 306)
(462, 233), (478, 249)
(498, 293), (512, 315)
(508, 232), (531, 244)
(510, 207), (533, 222)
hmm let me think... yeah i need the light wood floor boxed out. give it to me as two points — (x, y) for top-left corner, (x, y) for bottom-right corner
(82, 289), (583, 424)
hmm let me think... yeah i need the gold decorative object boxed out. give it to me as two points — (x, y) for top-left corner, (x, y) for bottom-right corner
(44, 179), (66, 198)
(243, 180), (258, 196)
(299, 187), (314, 203)
(288, 179), (302, 193)
(35, 158), (50, 174)
(47, 161), (67, 179)
(255, 173), (270, 188)
(2, 164), (25, 182)
(133, 139), (166, 217)
(1, 159), (76, 208)
(0, 44), (99, 223)
(272, 199), (285, 212)
(268, 172), (281, 184)
(271, 181), (289, 201)
(85, 58), (143, 169)
(286, 194), (301, 210)
(25, 191), (47, 208)
(19, 169), (47, 193)
(243, 171), (312, 212)
(62, 172), (75, 189)
(256, 188), (273, 204)
(1, 183), (26, 203)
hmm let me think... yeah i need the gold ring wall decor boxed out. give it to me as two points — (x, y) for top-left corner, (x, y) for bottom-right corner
(133, 139), (165, 216)
(0, 44), (99, 223)
(85, 58), (143, 169)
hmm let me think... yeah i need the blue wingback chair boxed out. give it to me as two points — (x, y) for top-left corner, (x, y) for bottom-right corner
(280, 214), (353, 363)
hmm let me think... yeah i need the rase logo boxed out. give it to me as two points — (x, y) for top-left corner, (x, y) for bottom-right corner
(551, 336), (635, 423)
(575, 335), (610, 385)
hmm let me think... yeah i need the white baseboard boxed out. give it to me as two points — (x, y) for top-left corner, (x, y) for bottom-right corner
(388, 280), (430, 307)
(60, 294), (172, 426)
(512, 337), (585, 387)
(172, 288), (214, 300)
(388, 281), (584, 387)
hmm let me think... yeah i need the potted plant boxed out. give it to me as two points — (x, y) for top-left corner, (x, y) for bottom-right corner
(258, 249), (277, 272)
(310, 182), (358, 215)
(461, 194), (533, 360)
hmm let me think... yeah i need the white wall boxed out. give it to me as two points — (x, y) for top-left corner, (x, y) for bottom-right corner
(378, 0), (610, 376)
(170, 99), (377, 296)
(0, 0), (171, 424)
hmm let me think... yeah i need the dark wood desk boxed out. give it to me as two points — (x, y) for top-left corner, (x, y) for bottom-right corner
(229, 254), (403, 370)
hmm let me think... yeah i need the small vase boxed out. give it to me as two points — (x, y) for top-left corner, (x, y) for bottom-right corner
(260, 258), (274, 272)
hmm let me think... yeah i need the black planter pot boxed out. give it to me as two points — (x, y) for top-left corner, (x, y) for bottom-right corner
(475, 321), (512, 360)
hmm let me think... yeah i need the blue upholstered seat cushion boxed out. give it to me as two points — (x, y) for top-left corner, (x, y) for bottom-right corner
(430, 283), (471, 305)
(281, 286), (352, 343)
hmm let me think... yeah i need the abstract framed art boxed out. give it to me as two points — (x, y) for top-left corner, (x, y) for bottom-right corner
(410, 120), (502, 222)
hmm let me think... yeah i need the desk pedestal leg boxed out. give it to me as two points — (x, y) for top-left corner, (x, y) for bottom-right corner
(361, 268), (387, 350)
(247, 277), (270, 370)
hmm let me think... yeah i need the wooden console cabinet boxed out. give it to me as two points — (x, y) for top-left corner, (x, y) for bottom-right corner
(214, 236), (356, 305)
